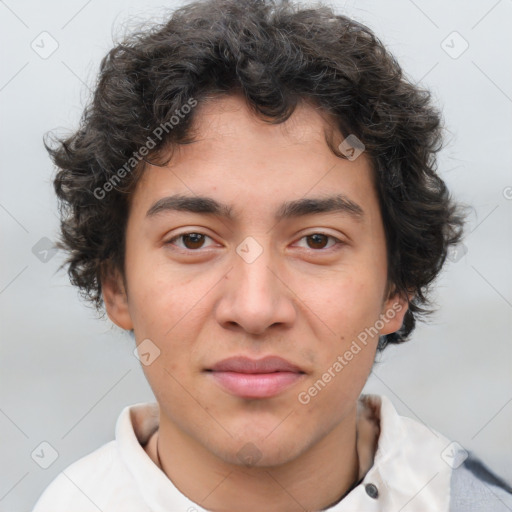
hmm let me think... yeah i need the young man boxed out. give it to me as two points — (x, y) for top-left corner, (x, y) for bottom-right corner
(33, 0), (511, 510)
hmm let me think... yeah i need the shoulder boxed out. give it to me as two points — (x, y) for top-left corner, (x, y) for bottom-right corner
(32, 440), (149, 512)
(450, 452), (512, 512)
(32, 402), (160, 511)
(32, 440), (115, 511)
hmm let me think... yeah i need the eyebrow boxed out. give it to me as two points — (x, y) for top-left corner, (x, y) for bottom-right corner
(146, 193), (364, 222)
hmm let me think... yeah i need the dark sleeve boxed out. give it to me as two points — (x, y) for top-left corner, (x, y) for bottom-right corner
(450, 452), (512, 512)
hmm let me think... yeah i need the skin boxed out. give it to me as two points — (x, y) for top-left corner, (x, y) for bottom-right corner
(102, 93), (409, 512)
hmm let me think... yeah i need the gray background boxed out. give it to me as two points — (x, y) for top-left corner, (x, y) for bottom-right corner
(1, 0), (511, 510)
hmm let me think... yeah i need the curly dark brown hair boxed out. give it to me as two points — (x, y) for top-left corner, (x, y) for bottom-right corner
(46, 0), (465, 351)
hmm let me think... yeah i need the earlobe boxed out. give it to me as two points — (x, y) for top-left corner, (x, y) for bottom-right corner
(101, 265), (134, 331)
(379, 290), (412, 336)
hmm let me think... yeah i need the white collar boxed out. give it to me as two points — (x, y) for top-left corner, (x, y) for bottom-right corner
(116, 394), (452, 511)
(330, 394), (452, 511)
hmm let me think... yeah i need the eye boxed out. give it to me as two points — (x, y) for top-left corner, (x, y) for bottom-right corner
(165, 231), (344, 253)
(165, 232), (215, 250)
(295, 233), (344, 251)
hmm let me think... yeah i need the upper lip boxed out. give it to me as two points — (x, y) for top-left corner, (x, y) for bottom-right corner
(208, 356), (305, 374)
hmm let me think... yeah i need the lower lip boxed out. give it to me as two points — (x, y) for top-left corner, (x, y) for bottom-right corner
(208, 371), (304, 399)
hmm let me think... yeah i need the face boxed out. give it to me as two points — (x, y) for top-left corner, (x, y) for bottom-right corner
(103, 93), (408, 467)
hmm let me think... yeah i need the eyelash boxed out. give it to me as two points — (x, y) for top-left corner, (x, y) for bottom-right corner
(165, 231), (345, 253)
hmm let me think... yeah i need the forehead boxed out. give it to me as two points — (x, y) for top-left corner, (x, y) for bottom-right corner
(189, 93), (335, 144)
(129, 93), (377, 224)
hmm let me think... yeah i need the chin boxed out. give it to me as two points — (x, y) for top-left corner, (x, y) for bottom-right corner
(211, 435), (303, 469)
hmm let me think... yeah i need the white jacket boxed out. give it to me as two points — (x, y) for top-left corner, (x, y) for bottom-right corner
(32, 394), (512, 511)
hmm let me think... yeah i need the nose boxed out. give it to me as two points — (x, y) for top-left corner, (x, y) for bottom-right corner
(214, 239), (297, 336)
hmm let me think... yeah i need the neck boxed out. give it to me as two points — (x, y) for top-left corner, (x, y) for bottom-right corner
(153, 406), (362, 512)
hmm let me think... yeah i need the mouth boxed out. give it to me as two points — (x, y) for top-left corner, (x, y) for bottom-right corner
(205, 356), (306, 399)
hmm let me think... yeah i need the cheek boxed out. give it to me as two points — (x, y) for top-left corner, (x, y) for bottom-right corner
(319, 270), (385, 336)
(127, 262), (210, 375)
(125, 252), (199, 334)
(302, 271), (384, 391)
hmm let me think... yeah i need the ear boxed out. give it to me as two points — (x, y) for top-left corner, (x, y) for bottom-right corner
(378, 286), (413, 336)
(101, 264), (134, 331)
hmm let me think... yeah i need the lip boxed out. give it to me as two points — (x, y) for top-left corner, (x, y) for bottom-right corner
(206, 356), (306, 399)
(209, 356), (304, 374)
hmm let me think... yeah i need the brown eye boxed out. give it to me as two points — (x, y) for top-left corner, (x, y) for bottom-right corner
(306, 233), (330, 250)
(297, 233), (343, 251)
(181, 233), (205, 249)
(167, 232), (213, 250)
